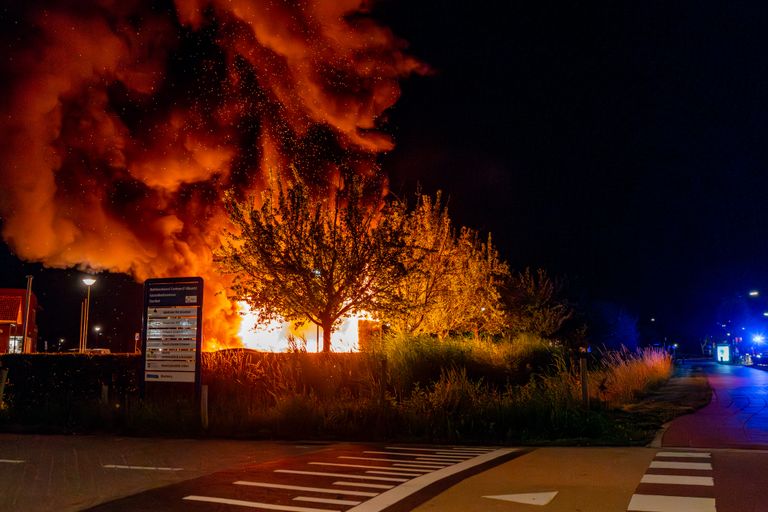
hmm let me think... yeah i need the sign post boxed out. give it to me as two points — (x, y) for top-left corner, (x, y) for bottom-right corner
(141, 277), (203, 400)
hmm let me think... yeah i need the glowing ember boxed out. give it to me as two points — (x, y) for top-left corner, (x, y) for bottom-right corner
(0, 1), (425, 350)
(237, 302), (361, 352)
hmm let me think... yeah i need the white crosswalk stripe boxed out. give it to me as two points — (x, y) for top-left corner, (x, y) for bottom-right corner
(180, 445), (514, 512)
(627, 450), (716, 512)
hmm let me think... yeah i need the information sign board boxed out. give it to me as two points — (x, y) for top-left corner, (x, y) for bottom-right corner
(141, 277), (203, 385)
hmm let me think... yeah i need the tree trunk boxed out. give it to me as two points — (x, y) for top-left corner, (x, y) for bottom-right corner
(322, 320), (333, 352)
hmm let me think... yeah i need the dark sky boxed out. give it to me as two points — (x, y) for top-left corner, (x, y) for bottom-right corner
(377, 1), (768, 339)
(3, 1), (768, 346)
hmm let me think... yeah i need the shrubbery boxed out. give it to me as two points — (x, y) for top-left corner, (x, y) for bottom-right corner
(0, 338), (673, 443)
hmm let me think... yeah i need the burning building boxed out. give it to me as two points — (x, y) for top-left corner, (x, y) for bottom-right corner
(0, 1), (423, 349)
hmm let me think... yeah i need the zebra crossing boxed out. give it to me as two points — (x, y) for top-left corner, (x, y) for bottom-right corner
(180, 445), (517, 512)
(628, 451), (716, 512)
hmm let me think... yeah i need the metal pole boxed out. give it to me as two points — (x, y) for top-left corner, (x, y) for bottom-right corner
(22, 275), (33, 353)
(79, 300), (85, 352)
(84, 285), (91, 351)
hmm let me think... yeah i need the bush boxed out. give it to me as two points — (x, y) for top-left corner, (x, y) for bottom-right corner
(0, 340), (675, 443)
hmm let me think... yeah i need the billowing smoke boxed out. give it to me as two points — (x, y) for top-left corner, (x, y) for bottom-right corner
(0, 0), (423, 348)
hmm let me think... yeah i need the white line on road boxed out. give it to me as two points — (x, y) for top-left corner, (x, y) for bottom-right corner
(366, 451), (468, 460)
(384, 446), (448, 452)
(649, 461), (713, 471)
(333, 482), (394, 489)
(339, 456), (447, 466)
(365, 470), (425, 477)
(0, 459), (24, 464)
(233, 481), (378, 497)
(641, 475), (714, 486)
(346, 448), (519, 512)
(655, 452), (711, 459)
(294, 496), (362, 506)
(309, 462), (429, 473)
(434, 451), (487, 456)
(102, 464), (183, 471)
(627, 494), (716, 512)
(183, 496), (339, 512)
(275, 470), (408, 482)
(414, 457), (466, 462)
(392, 462), (446, 469)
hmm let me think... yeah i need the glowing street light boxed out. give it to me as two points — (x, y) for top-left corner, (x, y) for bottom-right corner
(754, 334), (765, 344)
(749, 290), (760, 297)
(81, 276), (97, 352)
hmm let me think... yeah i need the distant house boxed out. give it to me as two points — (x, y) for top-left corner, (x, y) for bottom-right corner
(0, 289), (37, 354)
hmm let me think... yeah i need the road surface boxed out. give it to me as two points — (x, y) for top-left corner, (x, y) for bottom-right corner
(2, 360), (768, 512)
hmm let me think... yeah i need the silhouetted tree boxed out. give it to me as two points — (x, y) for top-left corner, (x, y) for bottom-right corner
(217, 176), (407, 352)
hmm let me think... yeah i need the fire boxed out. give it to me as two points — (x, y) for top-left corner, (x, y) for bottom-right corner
(0, 1), (425, 350)
(236, 302), (362, 353)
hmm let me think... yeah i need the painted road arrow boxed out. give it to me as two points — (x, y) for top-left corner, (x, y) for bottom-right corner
(483, 491), (558, 506)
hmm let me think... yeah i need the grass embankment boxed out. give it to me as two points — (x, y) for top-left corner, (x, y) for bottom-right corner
(0, 337), (695, 444)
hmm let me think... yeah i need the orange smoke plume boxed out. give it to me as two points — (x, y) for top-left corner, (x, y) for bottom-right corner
(0, 0), (424, 348)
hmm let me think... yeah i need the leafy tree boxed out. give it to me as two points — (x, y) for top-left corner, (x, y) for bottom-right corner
(385, 192), (509, 339)
(216, 176), (406, 352)
(502, 268), (573, 339)
(386, 192), (454, 335)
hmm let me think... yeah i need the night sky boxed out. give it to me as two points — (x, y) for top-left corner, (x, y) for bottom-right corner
(3, 1), (768, 348)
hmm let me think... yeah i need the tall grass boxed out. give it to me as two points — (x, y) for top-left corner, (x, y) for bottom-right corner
(589, 347), (673, 406)
(0, 339), (676, 442)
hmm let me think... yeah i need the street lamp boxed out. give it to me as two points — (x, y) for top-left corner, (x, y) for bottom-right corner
(749, 290), (760, 297)
(81, 277), (96, 352)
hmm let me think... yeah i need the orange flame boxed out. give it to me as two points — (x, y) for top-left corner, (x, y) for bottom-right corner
(0, 1), (425, 349)
(236, 302), (362, 353)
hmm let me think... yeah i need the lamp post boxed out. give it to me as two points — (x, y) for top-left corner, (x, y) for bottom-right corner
(81, 277), (96, 352)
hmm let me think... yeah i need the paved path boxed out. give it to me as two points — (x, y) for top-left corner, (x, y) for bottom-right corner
(0, 435), (322, 512)
(663, 361), (768, 449)
(81, 443), (519, 512)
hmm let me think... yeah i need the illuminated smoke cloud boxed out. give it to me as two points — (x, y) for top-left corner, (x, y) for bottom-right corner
(0, 0), (423, 347)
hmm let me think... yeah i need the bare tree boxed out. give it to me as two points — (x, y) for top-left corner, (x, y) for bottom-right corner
(503, 268), (573, 339)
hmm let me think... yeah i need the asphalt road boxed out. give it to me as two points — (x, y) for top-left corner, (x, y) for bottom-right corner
(3, 360), (768, 512)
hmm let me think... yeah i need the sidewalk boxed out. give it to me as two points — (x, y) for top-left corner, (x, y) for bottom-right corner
(662, 361), (768, 449)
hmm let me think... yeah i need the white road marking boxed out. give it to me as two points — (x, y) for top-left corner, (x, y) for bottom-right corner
(384, 446), (450, 452)
(641, 474), (714, 486)
(309, 462), (429, 473)
(183, 495), (338, 512)
(233, 481), (378, 497)
(275, 470), (407, 482)
(414, 456), (466, 462)
(627, 494), (716, 512)
(102, 464), (183, 471)
(294, 496), (362, 506)
(365, 470), (425, 477)
(333, 482), (394, 489)
(649, 461), (712, 471)
(655, 452), (711, 459)
(366, 451), (468, 460)
(339, 456), (446, 466)
(483, 491), (558, 506)
(392, 462), (445, 469)
(346, 448), (518, 512)
(0, 459), (24, 464)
